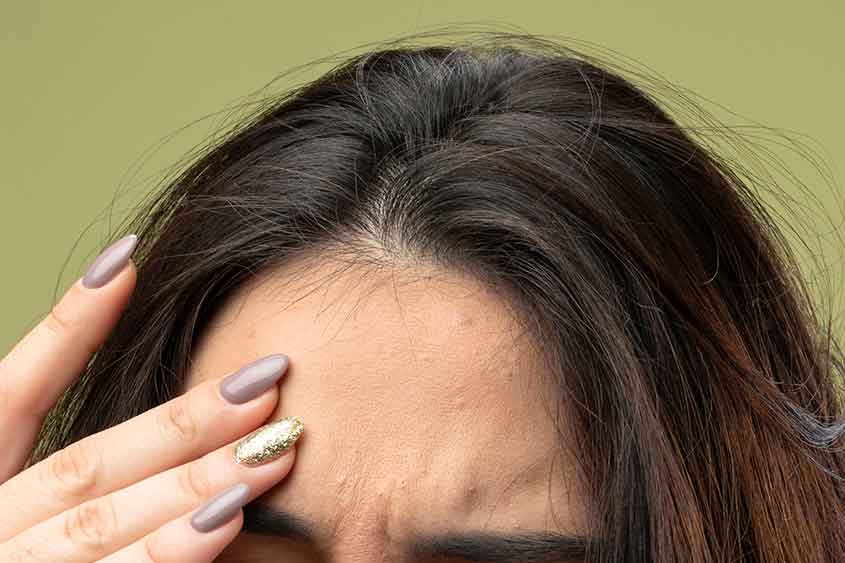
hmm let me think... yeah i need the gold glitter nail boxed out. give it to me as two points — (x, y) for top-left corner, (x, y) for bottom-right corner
(234, 416), (304, 466)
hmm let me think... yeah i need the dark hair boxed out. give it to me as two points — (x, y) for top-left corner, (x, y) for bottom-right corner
(29, 31), (845, 561)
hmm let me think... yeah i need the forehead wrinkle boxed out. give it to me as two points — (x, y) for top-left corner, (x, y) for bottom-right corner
(254, 449), (572, 562)
(275, 405), (564, 544)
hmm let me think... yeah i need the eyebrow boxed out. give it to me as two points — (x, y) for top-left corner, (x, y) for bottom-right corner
(241, 501), (591, 562)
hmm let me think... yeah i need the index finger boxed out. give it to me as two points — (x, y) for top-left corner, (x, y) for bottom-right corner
(0, 234), (138, 480)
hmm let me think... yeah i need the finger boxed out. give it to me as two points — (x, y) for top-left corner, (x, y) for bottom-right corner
(0, 353), (290, 541)
(0, 420), (301, 562)
(102, 483), (249, 563)
(0, 234), (139, 480)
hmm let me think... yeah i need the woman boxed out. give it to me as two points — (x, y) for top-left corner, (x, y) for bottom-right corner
(0, 32), (843, 561)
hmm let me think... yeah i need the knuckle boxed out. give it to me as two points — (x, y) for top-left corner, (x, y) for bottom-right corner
(0, 372), (9, 413)
(39, 288), (100, 362)
(143, 534), (167, 563)
(158, 393), (200, 444)
(40, 285), (100, 359)
(63, 496), (119, 552)
(41, 439), (100, 500)
(45, 294), (79, 337)
(4, 543), (39, 562)
(177, 460), (214, 505)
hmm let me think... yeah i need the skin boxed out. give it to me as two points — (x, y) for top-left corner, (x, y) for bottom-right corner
(185, 257), (586, 561)
(0, 238), (583, 562)
(0, 246), (297, 561)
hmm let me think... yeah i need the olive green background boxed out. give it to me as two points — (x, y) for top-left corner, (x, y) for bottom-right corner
(2, 2), (843, 355)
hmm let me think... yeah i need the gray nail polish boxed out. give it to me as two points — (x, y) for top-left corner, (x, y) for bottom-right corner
(190, 482), (250, 533)
(219, 354), (289, 404)
(82, 234), (139, 289)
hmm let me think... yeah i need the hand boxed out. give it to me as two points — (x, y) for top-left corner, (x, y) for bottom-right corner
(0, 234), (302, 561)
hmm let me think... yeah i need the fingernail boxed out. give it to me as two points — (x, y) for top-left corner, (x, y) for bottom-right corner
(234, 416), (304, 466)
(82, 234), (139, 289)
(219, 354), (289, 404)
(190, 482), (251, 533)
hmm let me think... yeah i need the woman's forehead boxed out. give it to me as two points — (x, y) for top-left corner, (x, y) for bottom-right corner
(183, 259), (582, 532)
